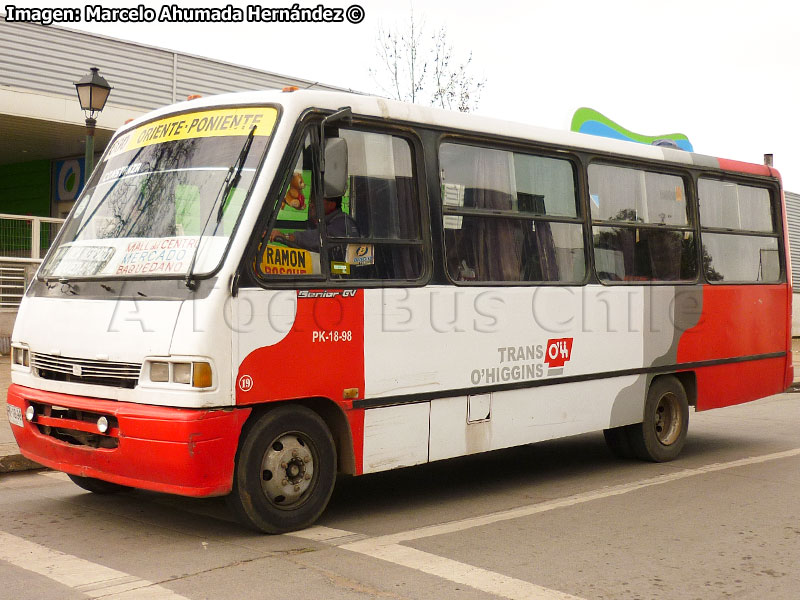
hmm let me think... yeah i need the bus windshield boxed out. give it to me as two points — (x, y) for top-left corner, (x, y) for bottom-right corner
(40, 106), (277, 280)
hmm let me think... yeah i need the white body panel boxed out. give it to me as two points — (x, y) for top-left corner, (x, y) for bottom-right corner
(363, 286), (645, 398)
(428, 376), (644, 462)
(12, 290), (235, 407)
(362, 403), (430, 473)
(14, 296), (180, 362)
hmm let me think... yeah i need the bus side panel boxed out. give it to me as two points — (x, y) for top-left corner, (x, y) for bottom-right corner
(427, 376), (646, 463)
(363, 286), (648, 399)
(235, 289), (366, 404)
(362, 286), (684, 470)
(677, 284), (790, 410)
(362, 403), (430, 473)
(686, 358), (786, 412)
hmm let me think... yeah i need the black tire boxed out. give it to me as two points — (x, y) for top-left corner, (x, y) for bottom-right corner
(226, 405), (336, 534)
(628, 376), (689, 462)
(68, 474), (130, 494)
(603, 426), (636, 459)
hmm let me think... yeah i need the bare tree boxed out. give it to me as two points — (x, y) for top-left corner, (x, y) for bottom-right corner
(369, 10), (486, 112)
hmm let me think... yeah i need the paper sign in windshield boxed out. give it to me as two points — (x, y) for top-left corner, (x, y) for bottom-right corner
(47, 245), (115, 277)
(115, 237), (199, 275)
(261, 244), (312, 275)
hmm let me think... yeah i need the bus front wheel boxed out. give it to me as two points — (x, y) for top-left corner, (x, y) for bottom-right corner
(227, 405), (337, 534)
(628, 376), (689, 462)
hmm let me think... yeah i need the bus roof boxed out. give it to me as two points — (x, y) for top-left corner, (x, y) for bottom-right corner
(119, 89), (780, 181)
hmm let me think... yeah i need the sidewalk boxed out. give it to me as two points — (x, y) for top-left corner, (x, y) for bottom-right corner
(0, 354), (42, 473)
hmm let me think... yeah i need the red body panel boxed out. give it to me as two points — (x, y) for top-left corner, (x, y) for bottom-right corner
(677, 285), (791, 410)
(236, 290), (366, 404)
(7, 384), (250, 496)
(779, 184), (795, 388)
(236, 289), (366, 473)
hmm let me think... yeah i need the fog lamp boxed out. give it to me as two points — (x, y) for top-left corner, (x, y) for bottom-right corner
(25, 406), (35, 422)
(97, 416), (109, 434)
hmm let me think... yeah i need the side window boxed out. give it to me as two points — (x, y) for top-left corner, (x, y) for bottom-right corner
(698, 179), (780, 283)
(328, 129), (424, 282)
(588, 164), (696, 283)
(256, 128), (424, 282)
(439, 143), (585, 283)
(257, 132), (321, 277)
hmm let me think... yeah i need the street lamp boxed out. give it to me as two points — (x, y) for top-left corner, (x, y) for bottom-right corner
(74, 67), (112, 177)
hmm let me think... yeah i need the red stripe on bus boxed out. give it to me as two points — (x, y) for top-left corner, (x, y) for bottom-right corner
(717, 158), (772, 177)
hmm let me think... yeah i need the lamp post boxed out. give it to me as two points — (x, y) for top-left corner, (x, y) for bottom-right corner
(74, 67), (112, 178)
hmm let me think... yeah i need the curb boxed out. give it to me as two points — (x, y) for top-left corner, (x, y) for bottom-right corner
(0, 453), (43, 474)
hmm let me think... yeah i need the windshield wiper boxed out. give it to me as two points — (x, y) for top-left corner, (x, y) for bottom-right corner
(216, 129), (256, 225)
(185, 125), (257, 290)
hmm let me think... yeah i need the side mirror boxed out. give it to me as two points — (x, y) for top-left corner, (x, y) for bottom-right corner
(323, 137), (348, 198)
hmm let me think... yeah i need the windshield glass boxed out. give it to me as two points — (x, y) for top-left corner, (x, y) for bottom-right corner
(40, 106), (277, 280)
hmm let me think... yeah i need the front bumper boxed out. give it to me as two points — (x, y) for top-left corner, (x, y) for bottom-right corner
(6, 384), (250, 497)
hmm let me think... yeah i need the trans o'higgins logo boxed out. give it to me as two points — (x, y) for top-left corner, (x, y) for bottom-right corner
(544, 338), (573, 371)
(470, 338), (575, 386)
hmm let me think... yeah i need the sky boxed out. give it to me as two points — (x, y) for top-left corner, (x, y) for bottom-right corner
(7, 0), (800, 191)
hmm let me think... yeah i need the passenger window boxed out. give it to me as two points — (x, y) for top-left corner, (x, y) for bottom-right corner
(589, 164), (689, 226)
(698, 179), (780, 283)
(699, 179), (774, 232)
(588, 164), (696, 283)
(439, 143), (585, 283)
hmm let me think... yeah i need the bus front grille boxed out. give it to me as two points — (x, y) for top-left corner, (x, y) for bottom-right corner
(32, 353), (141, 389)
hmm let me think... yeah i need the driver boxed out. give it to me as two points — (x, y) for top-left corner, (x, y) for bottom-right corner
(270, 196), (358, 252)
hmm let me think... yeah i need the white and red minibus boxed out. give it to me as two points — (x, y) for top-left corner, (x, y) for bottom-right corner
(6, 90), (792, 533)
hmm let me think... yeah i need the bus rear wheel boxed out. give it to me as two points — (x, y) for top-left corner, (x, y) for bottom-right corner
(227, 405), (336, 534)
(628, 376), (689, 462)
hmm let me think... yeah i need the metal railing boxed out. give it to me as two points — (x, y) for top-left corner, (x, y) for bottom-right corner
(0, 214), (65, 309)
(0, 214), (64, 260)
(0, 264), (27, 309)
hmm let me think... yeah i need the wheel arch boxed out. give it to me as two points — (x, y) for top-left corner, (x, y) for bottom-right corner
(650, 371), (696, 407)
(238, 398), (356, 475)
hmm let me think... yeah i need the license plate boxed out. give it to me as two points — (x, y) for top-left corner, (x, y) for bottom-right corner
(6, 404), (23, 428)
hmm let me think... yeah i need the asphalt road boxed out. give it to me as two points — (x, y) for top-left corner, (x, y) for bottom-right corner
(2, 392), (800, 600)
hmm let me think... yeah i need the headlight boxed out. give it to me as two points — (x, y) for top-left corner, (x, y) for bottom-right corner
(150, 362), (169, 382)
(146, 359), (213, 388)
(11, 346), (29, 367)
(173, 363), (192, 384)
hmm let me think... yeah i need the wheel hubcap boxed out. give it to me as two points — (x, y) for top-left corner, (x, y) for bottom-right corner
(260, 433), (315, 508)
(655, 392), (681, 445)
